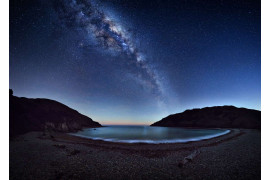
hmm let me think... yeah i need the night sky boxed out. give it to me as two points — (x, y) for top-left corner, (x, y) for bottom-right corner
(10, 0), (261, 125)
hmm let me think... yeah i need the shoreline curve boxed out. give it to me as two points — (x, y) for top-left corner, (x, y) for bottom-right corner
(69, 129), (231, 144)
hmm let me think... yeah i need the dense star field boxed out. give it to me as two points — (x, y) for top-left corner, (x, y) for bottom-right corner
(10, 0), (260, 125)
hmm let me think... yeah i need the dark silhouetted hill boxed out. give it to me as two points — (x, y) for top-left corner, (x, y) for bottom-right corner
(151, 106), (260, 129)
(10, 89), (101, 136)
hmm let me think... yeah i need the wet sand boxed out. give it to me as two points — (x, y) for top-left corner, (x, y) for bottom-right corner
(10, 129), (260, 180)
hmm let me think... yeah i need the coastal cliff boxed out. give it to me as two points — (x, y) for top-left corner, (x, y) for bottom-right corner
(151, 106), (260, 129)
(9, 89), (101, 136)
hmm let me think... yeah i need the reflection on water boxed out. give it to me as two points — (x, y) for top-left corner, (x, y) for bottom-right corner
(70, 125), (230, 144)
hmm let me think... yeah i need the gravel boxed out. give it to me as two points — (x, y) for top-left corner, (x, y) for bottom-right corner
(10, 129), (260, 180)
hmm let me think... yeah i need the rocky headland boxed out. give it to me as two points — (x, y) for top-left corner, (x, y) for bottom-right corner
(151, 106), (260, 129)
(9, 89), (101, 136)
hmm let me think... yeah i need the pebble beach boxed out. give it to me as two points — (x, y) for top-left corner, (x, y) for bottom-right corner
(10, 129), (260, 180)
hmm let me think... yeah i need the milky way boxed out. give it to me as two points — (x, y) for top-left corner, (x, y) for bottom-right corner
(54, 0), (163, 98)
(10, 0), (261, 124)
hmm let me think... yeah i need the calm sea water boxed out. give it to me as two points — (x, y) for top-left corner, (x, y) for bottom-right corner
(70, 126), (230, 144)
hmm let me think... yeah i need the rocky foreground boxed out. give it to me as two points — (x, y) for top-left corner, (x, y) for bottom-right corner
(9, 89), (101, 136)
(151, 106), (261, 129)
(10, 129), (260, 180)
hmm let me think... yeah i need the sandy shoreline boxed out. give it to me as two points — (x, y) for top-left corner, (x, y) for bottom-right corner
(10, 129), (260, 180)
(68, 128), (231, 144)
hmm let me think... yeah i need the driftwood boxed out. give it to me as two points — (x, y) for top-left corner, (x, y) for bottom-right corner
(178, 150), (201, 168)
